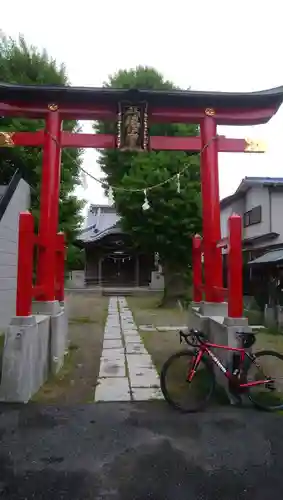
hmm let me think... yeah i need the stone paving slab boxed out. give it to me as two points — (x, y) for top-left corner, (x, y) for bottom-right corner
(126, 354), (154, 368)
(125, 343), (147, 355)
(103, 339), (123, 349)
(139, 326), (157, 332)
(104, 332), (122, 340)
(101, 349), (125, 362)
(122, 329), (138, 335)
(123, 335), (141, 343)
(139, 325), (186, 332)
(127, 364), (158, 377)
(99, 359), (126, 378)
(156, 326), (186, 331)
(130, 370), (160, 388)
(95, 378), (130, 401)
(132, 387), (163, 400)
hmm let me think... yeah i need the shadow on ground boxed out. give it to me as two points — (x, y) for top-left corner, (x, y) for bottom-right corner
(0, 401), (282, 499)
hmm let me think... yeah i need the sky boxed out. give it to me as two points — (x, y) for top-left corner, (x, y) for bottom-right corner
(2, 0), (283, 215)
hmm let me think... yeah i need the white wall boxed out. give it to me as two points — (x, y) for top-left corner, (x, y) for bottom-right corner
(220, 205), (233, 239)
(220, 197), (245, 238)
(0, 179), (30, 331)
(270, 190), (283, 246)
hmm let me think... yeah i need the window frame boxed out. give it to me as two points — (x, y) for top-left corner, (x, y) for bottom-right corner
(243, 205), (262, 228)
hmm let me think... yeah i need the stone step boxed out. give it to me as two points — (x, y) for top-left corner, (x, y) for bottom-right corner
(102, 289), (135, 297)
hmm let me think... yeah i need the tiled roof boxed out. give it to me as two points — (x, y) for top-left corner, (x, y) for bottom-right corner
(248, 248), (283, 265)
(220, 176), (283, 209)
(78, 204), (121, 243)
(2, 83), (283, 121)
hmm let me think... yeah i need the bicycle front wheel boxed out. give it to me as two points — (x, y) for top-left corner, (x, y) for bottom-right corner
(247, 350), (283, 411)
(160, 350), (215, 413)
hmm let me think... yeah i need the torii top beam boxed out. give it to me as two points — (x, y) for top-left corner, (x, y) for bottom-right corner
(0, 82), (283, 125)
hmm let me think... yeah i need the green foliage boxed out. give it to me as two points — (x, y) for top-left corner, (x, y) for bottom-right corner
(0, 34), (85, 270)
(96, 66), (202, 271)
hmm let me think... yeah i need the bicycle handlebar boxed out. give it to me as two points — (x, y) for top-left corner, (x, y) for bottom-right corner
(179, 328), (206, 346)
(179, 328), (255, 349)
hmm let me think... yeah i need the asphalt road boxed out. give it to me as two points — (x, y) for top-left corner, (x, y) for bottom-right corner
(0, 401), (282, 499)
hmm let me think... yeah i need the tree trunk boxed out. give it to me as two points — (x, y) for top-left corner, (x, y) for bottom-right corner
(160, 262), (188, 308)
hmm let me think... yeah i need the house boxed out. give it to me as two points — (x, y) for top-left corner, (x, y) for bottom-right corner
(220, 176), (283, 297)
(76, 204), (159, 288)
(221, 177), (283, 258)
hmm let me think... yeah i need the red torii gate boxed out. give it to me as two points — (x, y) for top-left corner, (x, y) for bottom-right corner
(0, 83), (282, 314)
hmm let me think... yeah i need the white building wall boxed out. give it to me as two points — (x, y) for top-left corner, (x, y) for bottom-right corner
(0, 179), (30, 331)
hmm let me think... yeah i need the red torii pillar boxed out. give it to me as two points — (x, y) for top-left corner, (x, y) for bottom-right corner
(36, 106), (62, 301)
(200, 109), (223, 302)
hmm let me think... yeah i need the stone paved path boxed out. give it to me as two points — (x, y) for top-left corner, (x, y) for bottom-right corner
(94, 297), (163, 402)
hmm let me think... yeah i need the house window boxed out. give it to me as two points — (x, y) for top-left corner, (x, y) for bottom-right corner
(243, 205), (262, 228)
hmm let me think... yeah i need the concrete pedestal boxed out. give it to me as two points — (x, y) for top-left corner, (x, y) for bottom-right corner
(188, 301), (253, 405)
(0, 315), (50, 403)
(199, 301), (228, 317)
(68, 270), (85, 288)
(32, 300), (68, 374)
(149, 271), (164, 290)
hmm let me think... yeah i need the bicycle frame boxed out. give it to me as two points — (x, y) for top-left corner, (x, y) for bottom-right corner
(188, 340), (271, 388)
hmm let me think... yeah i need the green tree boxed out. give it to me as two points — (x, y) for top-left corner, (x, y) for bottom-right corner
(0, 34), (85, 270)
(96, 66), (202, 305)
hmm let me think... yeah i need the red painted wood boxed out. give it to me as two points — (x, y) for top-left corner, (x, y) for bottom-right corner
(11, 131), (260, 153)
(62, 132), (115, 148)
(150, 107), (203, 123)
(150, 136), (264, 153)
(228, 214), (243, 318)
(150, 136), (201, 150)
(192, 234), (203, 302)
(215, 107), (277, 126)
(55, 232), (65, 302)
(12, 131), (44, 146)
(216, 237), (229, 249)
(16, 212), (34, 316)
(200, 116), (223, 302)
(36, 111), (62, 301)
(150, 106), (277, 126)
(0, 101), (116, 120)
(0, 99), (277, 125)
(0, 102), (48, 118)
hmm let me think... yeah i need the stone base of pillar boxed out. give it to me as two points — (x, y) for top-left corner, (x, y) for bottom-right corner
(199, 301), (228, 317)
(32, 300), (68, 374)
(0, 314), (50, 403)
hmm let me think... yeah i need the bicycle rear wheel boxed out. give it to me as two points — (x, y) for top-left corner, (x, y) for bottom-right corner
(160, 350), (215, 413)
(246, 350), (283, 411)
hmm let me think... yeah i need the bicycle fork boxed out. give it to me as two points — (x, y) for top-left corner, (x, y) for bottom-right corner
(187, 349), (204, 382)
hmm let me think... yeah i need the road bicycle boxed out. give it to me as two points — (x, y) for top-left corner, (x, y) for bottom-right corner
(160, 328), (283, 412)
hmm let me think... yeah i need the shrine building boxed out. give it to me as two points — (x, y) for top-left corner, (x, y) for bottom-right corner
(76, 204), (157, 288)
